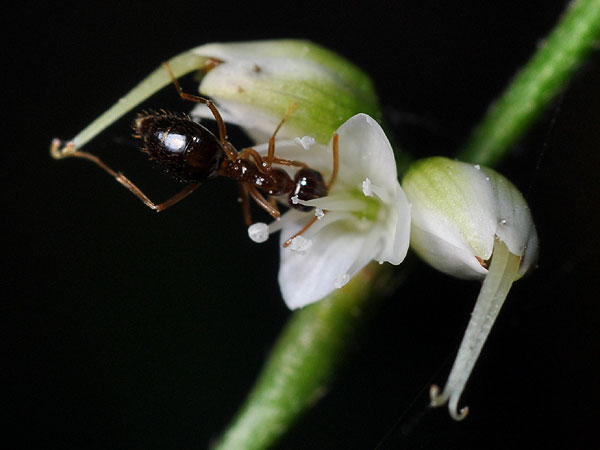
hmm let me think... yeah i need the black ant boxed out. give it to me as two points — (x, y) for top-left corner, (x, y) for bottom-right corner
(53, 62), (339, 246)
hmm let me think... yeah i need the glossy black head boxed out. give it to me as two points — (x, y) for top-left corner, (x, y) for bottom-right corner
(290, 168), (328, 211)
(135, 112), (225, 182)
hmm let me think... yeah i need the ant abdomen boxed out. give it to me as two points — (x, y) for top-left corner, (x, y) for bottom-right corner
(135, 112), (225, 182)
(291, 168), (328, 212)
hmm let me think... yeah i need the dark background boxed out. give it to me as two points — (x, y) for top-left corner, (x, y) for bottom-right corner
(4, 1), (599, 449)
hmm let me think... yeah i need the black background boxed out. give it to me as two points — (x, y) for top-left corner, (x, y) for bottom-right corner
(4, 1), (599, 449)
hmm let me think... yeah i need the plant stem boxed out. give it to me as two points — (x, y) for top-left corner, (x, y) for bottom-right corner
(458, 0), (600, 166)
(51, 50), (207, 156)
(212, 263), (393, 450)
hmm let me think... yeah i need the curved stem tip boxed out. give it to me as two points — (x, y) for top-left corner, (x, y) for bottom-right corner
(430, 239), (521, 420)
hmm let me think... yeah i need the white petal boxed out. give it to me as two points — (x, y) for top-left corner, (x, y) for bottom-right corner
(410, 223), (488, 280)
(333, 114), (398, 194)
(375, 185), (411, 265)
(484, 168), (538, 257)
(191, 100), (291, 144)
(278, 219), (382, 309)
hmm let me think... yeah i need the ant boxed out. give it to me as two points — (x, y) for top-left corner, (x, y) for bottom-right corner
(53, 62), (339, 246)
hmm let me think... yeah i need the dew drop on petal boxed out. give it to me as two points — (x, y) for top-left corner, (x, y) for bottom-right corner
(362, 178), (373, 197)
(500, 218), (507, 225)
(474, 164), (481, 170)
(314, 208), (325, 220)
(248, 222), (269, 243)
(334, 273), (350, 288)
(290, 235), (312, 254)
(294, 136), (316, 150)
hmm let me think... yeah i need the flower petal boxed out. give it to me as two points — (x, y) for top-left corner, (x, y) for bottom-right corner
(333, 114), (398, 194)
(483, 168), (539, 277)
(277, 217), (382, 309)
(375, 185), (411, 265)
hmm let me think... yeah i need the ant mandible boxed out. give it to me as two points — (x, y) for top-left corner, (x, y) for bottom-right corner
(56, 62), (340, 246)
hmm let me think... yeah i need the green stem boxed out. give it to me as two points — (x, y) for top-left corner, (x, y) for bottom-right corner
(212, 264), (393, 450)
(51, 50), (208, 156)
(458, 0), (600, 166)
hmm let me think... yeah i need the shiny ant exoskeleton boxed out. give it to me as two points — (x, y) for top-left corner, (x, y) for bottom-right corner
(56, 62), (339, 245)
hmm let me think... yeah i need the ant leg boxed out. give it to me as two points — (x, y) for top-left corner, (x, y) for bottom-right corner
(161, 61), (237, 161)
(270, 156), (308, 169)
(239, 147), (309, 175)
(238, 183), (253, 226)
(247, 185), (281, 220)
(267, 195), (278, 210)
(69, 150), (199, 212)
(326, 133), (339, 189)
(238, 147), (266, 170)
(266, 103), (298, 169)
(283, 216), (320, 248)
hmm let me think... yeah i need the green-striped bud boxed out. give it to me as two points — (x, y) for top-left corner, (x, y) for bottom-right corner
(190, 40), (381, 143)
(402, 157), (538, 280)
(402, 156), (538, 420)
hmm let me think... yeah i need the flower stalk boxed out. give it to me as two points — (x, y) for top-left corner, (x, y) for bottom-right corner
(51, 49), (209, 158)
(212, 263), (391, 450)
(429, 239), (522, 420)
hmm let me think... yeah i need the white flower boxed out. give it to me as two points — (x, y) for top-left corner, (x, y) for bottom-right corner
(253, 114), (411, 309)
(402, 157), (539, 420)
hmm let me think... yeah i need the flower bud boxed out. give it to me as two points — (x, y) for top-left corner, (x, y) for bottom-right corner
(190, 40), (381, 143)
(402, 157), (538, 420)
(402, 157), (538, 280)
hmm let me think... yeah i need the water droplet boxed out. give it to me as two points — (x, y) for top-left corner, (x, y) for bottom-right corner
(294, 136), (316, 150)
(314, 208), (325, 220)
(474, 164), (481, 170)
(334, 273), (350, 288)
(500, 219), (507, 225)
(290, 235), (312, 254)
